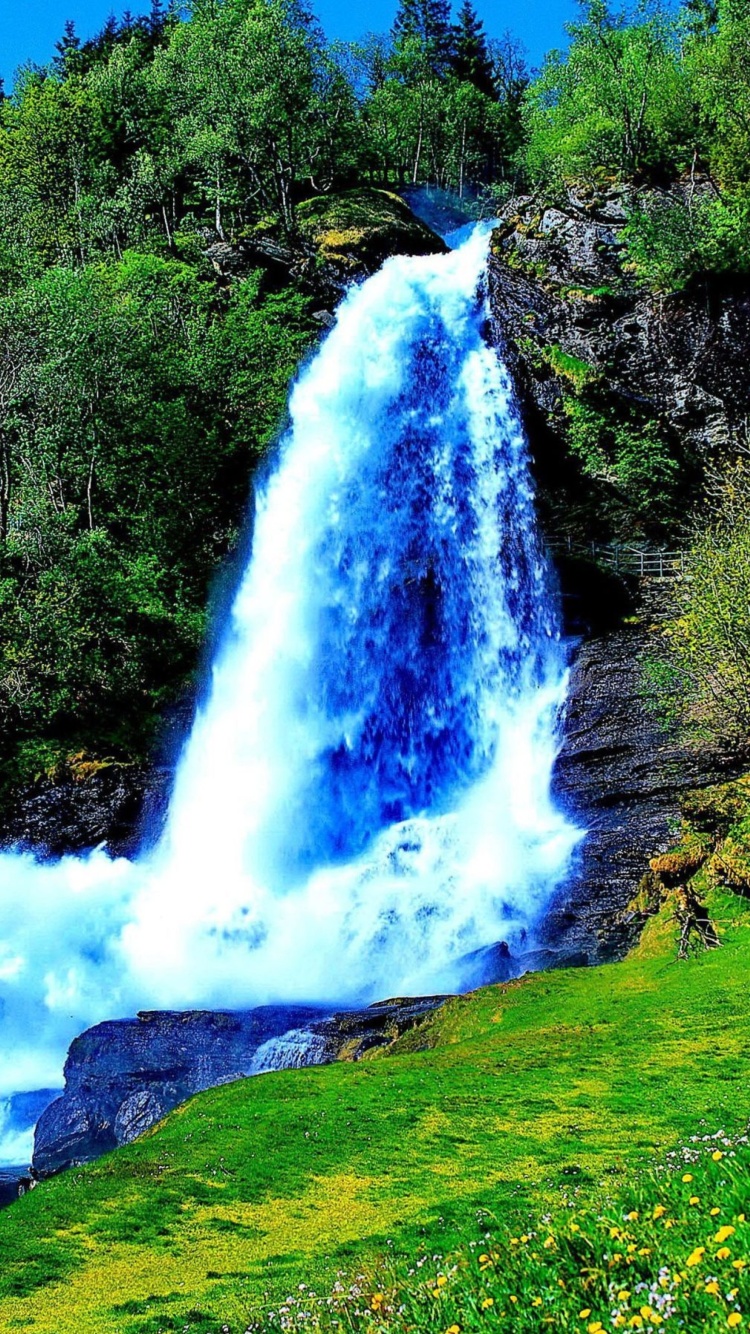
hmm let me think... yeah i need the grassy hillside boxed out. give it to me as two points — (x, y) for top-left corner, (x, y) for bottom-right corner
(0, 884), (748, 1332)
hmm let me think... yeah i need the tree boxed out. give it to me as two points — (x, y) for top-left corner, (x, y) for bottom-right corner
(452, 0), (496, 99)
(392, 0), (454, 74)
(54, 19), (82, 77)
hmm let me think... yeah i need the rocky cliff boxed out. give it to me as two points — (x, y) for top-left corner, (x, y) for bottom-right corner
(488, 185), (750, 542)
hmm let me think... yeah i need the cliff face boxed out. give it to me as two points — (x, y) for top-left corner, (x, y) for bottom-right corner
(488, 186), (750, 541)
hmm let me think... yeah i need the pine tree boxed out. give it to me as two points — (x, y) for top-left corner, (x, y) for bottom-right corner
(452, 0), (495, 97)
(392, 0), (454, 73)
(54, 19), (82, 76)
(149, 0), (166, 38)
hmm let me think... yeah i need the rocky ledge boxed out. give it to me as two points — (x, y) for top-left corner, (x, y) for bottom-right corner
(32, 996), (445, 1180)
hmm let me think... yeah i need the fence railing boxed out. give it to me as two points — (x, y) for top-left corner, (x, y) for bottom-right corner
(549, 539), (688, 578)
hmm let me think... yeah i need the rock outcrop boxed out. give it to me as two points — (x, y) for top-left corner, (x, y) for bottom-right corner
(32, 996), (445, 1179)
(488, 185), (750, 540)
(543, 619), (726, 963)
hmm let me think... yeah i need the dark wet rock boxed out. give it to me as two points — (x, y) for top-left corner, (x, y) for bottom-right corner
(0, 762), (171, 859)
(543, 623), (730, 963)
(32, 996), (446, 1179)
(457, 938), (589, 990)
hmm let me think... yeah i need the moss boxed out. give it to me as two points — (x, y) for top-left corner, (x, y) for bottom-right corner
(296, 188), (444, 274)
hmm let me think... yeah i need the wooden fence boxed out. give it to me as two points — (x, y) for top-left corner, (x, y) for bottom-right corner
(549, 539), (688, 578)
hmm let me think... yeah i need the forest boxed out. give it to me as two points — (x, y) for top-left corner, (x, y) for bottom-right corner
(1, 0), (750, 802)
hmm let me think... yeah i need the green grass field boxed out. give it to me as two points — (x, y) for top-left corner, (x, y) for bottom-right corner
(0, 885), (748, 1334)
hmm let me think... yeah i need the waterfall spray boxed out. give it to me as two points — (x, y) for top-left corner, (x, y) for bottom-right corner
(0, 228), (580, 1111)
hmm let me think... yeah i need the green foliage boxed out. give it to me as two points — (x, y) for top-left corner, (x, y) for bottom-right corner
(625, 189), (750, 290)
(0, 883), (749, 1330)
(524, 0), (696, 189)
(0, 253), (316, 793)
(664, 459), (750, 754)
(561, 391), (681, 530)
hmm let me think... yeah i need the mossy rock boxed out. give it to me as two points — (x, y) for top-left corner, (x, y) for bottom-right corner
(296, 188), (446, 275)
(649, 840), (708, 886)
(680, 774), (750, 838)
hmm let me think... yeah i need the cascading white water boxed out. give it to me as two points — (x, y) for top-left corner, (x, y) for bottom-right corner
(0, 227), (580, 1110)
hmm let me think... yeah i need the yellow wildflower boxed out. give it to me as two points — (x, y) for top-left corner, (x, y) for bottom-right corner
(716, 1227), (737, 1244)
(437, 1275), (448, 1287)
(370, 1293), (384, 1310)
(732, 1260), (747, 1270)
(630, 1318), (643, 1330)
(641, 1308), (654, 1320)
(614, 1319), (626, 1330)
(639, 1247), (652, 1256)
(626, 1211), (639, 1221)
(532, 1296), (543, 1307)
(690, 1196), (700, 1205)
(481, 1298), (494, 1310)
(478, 1253), (490, 1264)
(520, 1234), (530, 1244)
(618, 1290), (631, 1301)
(579, 1309), (592, 1320)
(687, 1247), (706, 1267)
(712, 1208), (722, 1216)
(510, 1295), (518, 1304)
(739, 1215), (746, 1223)
(727, 1317), (742, 1329)
(588, 1323), (603, 1334)
(446, 1325), (461, 1334)
(544, 1235), (556, 1249)
(713, 1150), (724, 1161)
(570, 1223), (580, 1233)
(653, 1205), (666, 1220)
(682, 1174), (694, 1183)
(706, 1282), (721, 1295)
(718, 1248), (732, 1260)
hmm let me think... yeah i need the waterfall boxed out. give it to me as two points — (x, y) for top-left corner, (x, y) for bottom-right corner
(0, 227), (580, 1112)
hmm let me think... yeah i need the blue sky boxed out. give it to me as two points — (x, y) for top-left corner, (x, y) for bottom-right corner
(0, 0), (576, 89)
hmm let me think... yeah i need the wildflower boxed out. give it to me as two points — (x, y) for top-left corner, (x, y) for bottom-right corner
(614, 1319), (626, 1330)
(579, 1309), (592, 1319)
(510, 1296), (518, 1304)
(618, 1290), (631, 1301)
(544, 1236), (556, 1249)
(739, 1215), (746, 1224)
(713, 1151), (724, 1162)
(446, 1325), (461, 1334)
(478, 1254), (490, 1264)
(629, 1318), (643, 1330)
(687, 1247), (706, 1266)
(712, 1209), (722, 1216)
(370, 1293), (384, 1310)
(683, 1174), (694, 1183)
(732, 1260), (747, 1270)
(640, 1307), (654, 1320)
(626, 1211), (639, 1222)
(532, 1296), (543, 1307)
(706, 1281), (721, 1294)
(588, 1323), (603, 1333)
(718, 1248), (732, 1260)
(716, 1227), (736, 1244)
(481, 1298), (494, 1310)
(521, 1234), (530, 1244)
(653, 1205), (666, 1220)
(690, 1196), (700, 1205)
(727, 1317), (742, 1329)
(638, 1247), (651, 1256)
